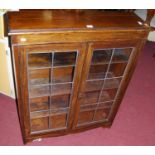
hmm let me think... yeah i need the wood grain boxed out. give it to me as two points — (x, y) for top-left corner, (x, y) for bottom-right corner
(7, 10), (151, 144)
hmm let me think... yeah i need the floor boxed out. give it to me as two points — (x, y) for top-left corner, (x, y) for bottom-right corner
(0, 41), (155, 146)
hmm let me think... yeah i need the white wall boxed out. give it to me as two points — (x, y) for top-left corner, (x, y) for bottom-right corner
(0, 10), (15, 98)
(135, 9), (155, 41)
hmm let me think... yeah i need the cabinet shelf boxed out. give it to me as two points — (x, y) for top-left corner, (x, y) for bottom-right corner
(28, 65), (75, 71)
(28, 66), (75, 85)
(83, 77), (121, 93)
(80, 101), (113, 112)
(29, 94), (71, 112)
(78, 106), (111, 125)
(30, 113), (68, 132)
(29, 83), (72, 99)
(91, 60), (128, 66)
(30, 108), (69, 119)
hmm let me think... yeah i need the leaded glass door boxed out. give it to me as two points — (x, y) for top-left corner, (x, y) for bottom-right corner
(75, 43), (134, 127)
(21, 43), (86, 134)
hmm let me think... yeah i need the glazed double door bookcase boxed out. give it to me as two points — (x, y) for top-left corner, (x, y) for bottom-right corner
(19, 42), (134, 135)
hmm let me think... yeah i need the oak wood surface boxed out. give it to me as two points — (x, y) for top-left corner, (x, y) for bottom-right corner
(7, 10), (151, 144)
(7, 9), (150, 35)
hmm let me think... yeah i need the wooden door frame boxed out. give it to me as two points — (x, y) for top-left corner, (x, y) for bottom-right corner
(72, 40), (142, 129)
(15, 43), (87, 142)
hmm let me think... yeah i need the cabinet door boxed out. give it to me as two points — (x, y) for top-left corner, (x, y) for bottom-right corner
(19, 43), (86, 135)
(74, 42), (135, 128)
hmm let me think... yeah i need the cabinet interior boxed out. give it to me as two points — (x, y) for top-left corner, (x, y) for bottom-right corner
(26, 47), (133, 133)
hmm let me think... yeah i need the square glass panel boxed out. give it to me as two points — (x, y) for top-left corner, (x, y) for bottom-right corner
(91, 49), (112, 64)
(29, 69), (51, 85)
(29, 85), (51, 98)
(88, 64), (108, 80)
(51, 94), (70, 109)
(31, 117), (49, 132)
(52, 83), (72, 96)
(28, 53), (52, 69)
(50, 114), (67, 129)
(53, 52), (77, 66)
(78, 110), (95, 125)
(104, 78), (121, 89)
(52, 66), (75, 83)
(94, 107), (111, 121)
(100, 88), (117, 102)
(30, 96), (50, 112)
(79, 91), (100, 105)
(112, 48), (132, 63)
(107, 63), (127, 78)
(84, 80), (104, 92)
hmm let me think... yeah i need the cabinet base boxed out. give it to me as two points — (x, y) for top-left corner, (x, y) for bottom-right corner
(23, 121), (112, 144)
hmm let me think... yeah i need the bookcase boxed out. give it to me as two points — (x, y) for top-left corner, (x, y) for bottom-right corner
(6, 10), (151, 143)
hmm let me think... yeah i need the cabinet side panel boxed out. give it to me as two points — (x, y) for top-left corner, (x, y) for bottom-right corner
(11, 45), (28, 143)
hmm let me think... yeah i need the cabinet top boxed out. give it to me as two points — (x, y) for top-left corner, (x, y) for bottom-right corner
(6, 9), (150, 35)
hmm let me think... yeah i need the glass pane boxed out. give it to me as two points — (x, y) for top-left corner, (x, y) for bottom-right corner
(51, 94), (70, 109)
(94, 107), (111, 121)
(52, 66), (75, 83)
(91, 49), (112, 64)
(30, 96), (50, 112)
(107, 63), (127, 78)
(31, 117), (49, 132)
(78, 110), (95, 125)
(29, 69), (51, 85)
(78, 104), (97, 125)
(50, 114), (67, 129)
(104, 78), (121, 89)
(100, 88), (117, 102)
(84, 80), (104, 92)
(52, 83), (72, 96)
(88, 64), (108, 80)
(29, 85), (50, 98)
(28, 53), (52, 69)
(79, 91), (100, 105)
(98, 101), (113, 108)
(112, 48), (132, 63)
(53, 52), (77, 66)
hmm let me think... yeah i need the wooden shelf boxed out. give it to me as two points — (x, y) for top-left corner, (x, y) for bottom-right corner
(83, 78), (121, 93)
(28, 66), (75, 85)
(29, 94), (71, 112)
(29, 83), (72, 98)
(30, 108), (69, 119)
